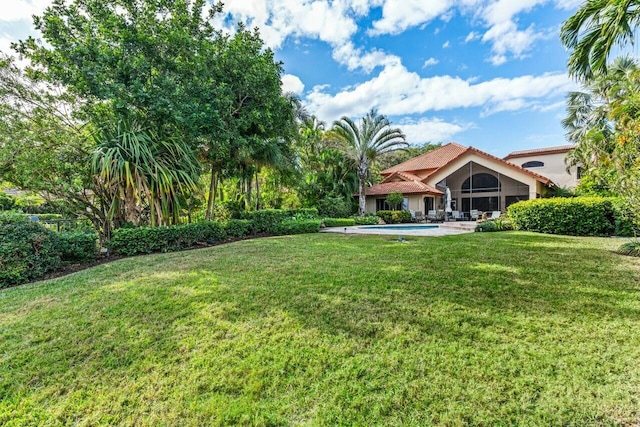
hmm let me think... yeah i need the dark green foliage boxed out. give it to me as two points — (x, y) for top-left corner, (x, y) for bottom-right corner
(272, 219), (321, 235)
(0, 193), (15, 210)
(223, 219), (253, 238)
(475, 218), (513, 232)
(377, 210), (412, 224)
(323, 218), (356, 227)
(317, 197), (353, 219)
(612, 199), (637, 237)
(507, 197), (620, 236)
(353, 215), (379, 225)
(109, 222), (227, 256)
(57, 232), (98, 263)
(616, 241), (640, 257)
(0, 218), (61, 287)
(245, 208), (318, 233)
(0, 211), (29, 225)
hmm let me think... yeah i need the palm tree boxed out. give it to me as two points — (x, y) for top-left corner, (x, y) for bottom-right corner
(561, 0), (640, 80)
(332, 109), (407, 216)
(563, 57), (637, 171)
(91, 120), (201, 228)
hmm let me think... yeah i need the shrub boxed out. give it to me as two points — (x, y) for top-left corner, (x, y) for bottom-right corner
(323, 218), (356, 227)
(245, 208), (319, 233)
(273, 219), (321, 235)
(0, 218), (61, 287)
(354, 215), (379, 225)
(224, 219), (253, 238)
(475, 218), (513, 232)
(616, 241), (640, 257)
(0, 211), (29, 225)
(385, 192), (404, 210)
(109, 221), (226, 256)
(317, 197), (353, 219)
(377, 210), (412, 224)
(612, 198), (637, 237)
(507, 197), (617, 236)
(57, 231), (98, 263)
(0, 193), (16, 211)
(25, 213), (64, 221)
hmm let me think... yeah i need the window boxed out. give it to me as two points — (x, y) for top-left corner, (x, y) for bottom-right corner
(376, 198), (407, 211)
(461, 173), (501, 193)
(505, 195), (529, 208)
(522, 160), (544, 168)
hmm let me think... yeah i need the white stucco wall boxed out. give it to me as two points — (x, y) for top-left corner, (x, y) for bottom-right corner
(508, 152), (579, 189)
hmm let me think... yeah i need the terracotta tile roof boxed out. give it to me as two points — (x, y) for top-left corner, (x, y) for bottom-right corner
(381, 142), (468, 175)
(466, 146), (553, 185)
(365, 181), (444, 196)
(504, 145), (574, 160)
(379, 142), (553, 185)
(381, 171), (423, 184)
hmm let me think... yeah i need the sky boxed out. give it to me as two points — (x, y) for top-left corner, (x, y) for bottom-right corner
(1, 0), (586, 157)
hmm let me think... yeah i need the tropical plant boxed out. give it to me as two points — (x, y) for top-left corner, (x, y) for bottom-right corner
(385, 192), (404, 210)
(91, 120), (201, 229)
(332, 109), (408, 216)
(561, 0), (640, 79)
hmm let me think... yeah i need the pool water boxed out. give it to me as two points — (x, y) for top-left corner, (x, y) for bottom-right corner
(358, 225), (439, 230)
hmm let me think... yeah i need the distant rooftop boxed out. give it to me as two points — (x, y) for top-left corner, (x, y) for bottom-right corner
(504, 145), (574, 160)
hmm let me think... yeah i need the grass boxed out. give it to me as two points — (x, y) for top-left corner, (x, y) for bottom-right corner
(1, 232), (639, 426)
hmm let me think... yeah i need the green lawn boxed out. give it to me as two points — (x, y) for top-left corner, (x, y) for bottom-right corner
(1, 232), (639, 426)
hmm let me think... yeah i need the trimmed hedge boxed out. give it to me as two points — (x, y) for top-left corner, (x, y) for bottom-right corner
(475, 218), (513, 232)
(109, 221), (226, 256)
(58, 232), (98, 263)
(0, 219), (61, 287)
(377, 210), (412, 224)
(24, 213), (64, 221)
(354, 215), (379, 225)
(223, 219), (253, 238)
(323, 218), (356, 227)
(507, 197), (621, 236)
(273, 219), (322, 235)
(244, 208), (318, 234)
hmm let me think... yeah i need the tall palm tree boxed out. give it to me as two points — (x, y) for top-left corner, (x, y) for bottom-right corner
(561, 0), (640, 80)
(332, 109), (407, 216)
(92, 120), (201, 228)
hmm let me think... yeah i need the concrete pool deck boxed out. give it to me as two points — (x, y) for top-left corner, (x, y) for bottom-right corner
(321, 222), (476, 237)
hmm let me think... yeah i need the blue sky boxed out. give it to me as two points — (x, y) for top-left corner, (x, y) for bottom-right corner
(2, 0), (584, 157)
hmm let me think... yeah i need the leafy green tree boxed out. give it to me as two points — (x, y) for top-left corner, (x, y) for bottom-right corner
(561, 0), (640, 79)
(332, 109), (408, 216)
(385, 192), (404, 210)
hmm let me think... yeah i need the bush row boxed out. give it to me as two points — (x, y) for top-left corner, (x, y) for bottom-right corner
(507, 197), (633, 236)
(354, 215), (379, 225)
(0, 212), (98, 287)
(243, 208), (318, 234)
(376, 210), (412, 224)
(475, 218), (513, 232)
(273, 219), (322, 235)
(323, 218), (356, 227)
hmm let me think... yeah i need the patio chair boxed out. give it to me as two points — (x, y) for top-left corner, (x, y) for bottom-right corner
(426, 210), (437, 222)
(414, 211), (425, 222)
(470, 209), (480, 221)
(451, 210), (463, 221)
(491, 211), (502, 219)
(436, 209), (445, 222)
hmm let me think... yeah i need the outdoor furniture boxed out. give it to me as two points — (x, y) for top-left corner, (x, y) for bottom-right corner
(436, 209), (445, 222)
(470, 209), (480, 221)
(451, 210), (463, 221)
(491, 211), (502, 219)
(426, 210), (437, 222)
(414, 211), (425, 222)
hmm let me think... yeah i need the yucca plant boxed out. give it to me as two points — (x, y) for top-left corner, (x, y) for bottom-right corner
(91, 120), (201, 228)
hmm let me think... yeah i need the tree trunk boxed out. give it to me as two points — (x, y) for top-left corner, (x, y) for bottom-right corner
(358, 178), (366, 216)
(255, 170), (260, 210)
(205, 166), (216, 220)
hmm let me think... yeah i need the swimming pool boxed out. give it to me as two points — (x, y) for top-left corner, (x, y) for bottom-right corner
(358, 225), (439, 230)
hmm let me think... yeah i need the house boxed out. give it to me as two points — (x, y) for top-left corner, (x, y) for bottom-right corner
(364, 142), (558, 215)
(503, 145), (579, 189)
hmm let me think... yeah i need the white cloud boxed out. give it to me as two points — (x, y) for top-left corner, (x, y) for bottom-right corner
(399, 117), (470, 144)
(2, 0), (50, 22)
(465, 31), (481, 43)
(368, 0), (454, 36)
(281, 74), (305, 95)
(305, 59), (575, 123)
(442, 41), (451, 48)
(332, 41), (400, 73)
(422, 57), (439, 68)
